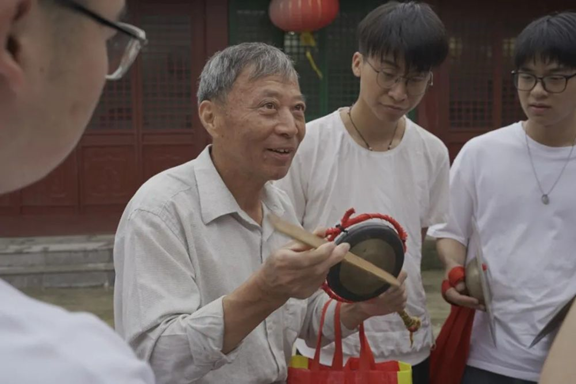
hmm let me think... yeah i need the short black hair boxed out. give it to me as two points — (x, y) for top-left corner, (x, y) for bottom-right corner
(514, 12), (576, 69)
(357, 1), (448, 73)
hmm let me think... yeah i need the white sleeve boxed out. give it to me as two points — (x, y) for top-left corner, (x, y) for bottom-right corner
(68, 313), (157, 384)
(427, 144), (476, 246)
(423, 147), (450, 228)
(0, 283), (155, 384)
(114, 210), (242, 384)
(275, 151), (309, 224)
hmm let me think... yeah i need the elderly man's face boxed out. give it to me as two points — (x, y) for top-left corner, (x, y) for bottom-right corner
(212, 69), (306, 183)
(0, 0), (125, 194)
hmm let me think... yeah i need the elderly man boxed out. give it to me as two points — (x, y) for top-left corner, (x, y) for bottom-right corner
(0, 0), (154, 383)
(114, 42), (407, 384)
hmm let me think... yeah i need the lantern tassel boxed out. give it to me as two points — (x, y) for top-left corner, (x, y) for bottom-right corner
(300, 32), (323, 80)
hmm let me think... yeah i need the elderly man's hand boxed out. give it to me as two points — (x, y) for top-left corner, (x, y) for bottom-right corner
(255, 229), (349, 302)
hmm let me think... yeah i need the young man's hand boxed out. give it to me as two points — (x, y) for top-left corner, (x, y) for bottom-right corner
(443, 266), (485, 311)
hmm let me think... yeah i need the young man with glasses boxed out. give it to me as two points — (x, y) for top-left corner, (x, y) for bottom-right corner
(430, 11), (576, 384)
(0, 1), (152, 382)
(276, 2), (449, 383)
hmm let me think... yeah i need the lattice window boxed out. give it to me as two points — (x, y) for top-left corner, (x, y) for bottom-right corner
(87, 67), (133, 130)
(140, 13), (194, 130)
(501, 37), (525, 126)
(325, 9), (365, 112)
(284, 32), (323, 120)
(233, 8), (284, 45)
(230, 0), (392, 121)
(446, 12), (494, 129)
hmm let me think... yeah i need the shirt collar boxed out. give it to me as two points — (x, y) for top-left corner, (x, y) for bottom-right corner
(195, 146), (285, 225)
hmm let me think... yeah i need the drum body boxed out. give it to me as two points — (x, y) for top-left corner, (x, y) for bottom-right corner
(327, 221), (405, 302)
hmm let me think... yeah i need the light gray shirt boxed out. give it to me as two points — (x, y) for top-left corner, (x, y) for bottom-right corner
(114, 147), (348, 384)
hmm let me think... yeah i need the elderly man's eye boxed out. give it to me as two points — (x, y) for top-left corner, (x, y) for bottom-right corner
(294, 104), (306, 112)
(263, 102), (277, 110)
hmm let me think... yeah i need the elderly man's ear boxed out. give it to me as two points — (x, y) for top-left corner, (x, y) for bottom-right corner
(0, 0), (31, 96)
(199, 100), (225, 139)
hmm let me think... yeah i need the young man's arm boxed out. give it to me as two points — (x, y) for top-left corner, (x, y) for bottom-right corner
(436, 237), (483, 309)
(428, 143), (483, 310)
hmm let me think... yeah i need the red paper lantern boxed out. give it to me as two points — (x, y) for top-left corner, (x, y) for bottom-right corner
(269, 0), (340, 33)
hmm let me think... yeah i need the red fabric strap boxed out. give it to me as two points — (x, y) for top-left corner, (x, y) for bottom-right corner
(311, 299), (333, 370)
(441, 279), (452, 301)
(325, 208), (408, 253)
(448, 266), (465, 287)
(441, 266), (466, 305)
(311, 299), (344, 371)
(321, 208), (408, 303)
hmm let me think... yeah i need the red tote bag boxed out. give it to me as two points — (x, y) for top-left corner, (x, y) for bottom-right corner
(288, 299), (412, 384)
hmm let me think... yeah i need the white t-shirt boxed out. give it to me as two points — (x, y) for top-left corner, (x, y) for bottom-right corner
(0, 279), (155, 384)
(276, 109), (450, 365)
(429, 122), (576, 382)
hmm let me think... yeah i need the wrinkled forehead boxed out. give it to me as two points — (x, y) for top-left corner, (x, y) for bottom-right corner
(229, 67), (302, 99)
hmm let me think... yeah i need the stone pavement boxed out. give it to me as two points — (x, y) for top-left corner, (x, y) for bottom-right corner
(20, 270), (450, 338)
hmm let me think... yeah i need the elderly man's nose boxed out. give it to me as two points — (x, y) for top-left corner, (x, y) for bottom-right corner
(276, 110), (298, 136)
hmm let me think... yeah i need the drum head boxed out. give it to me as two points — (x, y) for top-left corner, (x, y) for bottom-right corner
(327, 222), (405, 302)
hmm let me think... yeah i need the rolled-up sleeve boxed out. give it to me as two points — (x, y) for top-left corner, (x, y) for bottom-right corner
(114, 209), (242, 384)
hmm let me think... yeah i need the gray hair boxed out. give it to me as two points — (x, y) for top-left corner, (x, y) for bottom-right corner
(197, 42), (298, 105)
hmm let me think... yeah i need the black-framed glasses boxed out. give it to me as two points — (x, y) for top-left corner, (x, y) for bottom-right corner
(365, 60), (433, 96)
(54, 0), (147, 80)
(512, 71), (576, 94)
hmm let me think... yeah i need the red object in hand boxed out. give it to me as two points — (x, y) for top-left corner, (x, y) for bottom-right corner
(431, 265), (475, 384)
(441, 265), (466, 303)
(269, 0), (340, 32)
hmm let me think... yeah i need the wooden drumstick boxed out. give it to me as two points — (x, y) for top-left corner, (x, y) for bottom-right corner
(268, 213), (400, 287)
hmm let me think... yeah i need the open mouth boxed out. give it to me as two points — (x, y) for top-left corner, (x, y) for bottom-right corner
(268, 149), (292, 154)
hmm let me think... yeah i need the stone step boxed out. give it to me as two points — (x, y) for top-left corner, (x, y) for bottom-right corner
(0, 235), (442, 289)
(0, 235), (115, 288)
